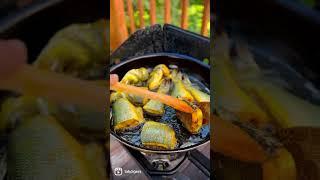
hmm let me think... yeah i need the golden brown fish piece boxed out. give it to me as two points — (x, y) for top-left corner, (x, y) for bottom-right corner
(148, 64), (170, 90)
(111, 89), (148, 106)
(176, 107), (203, 134)
(112, 98), (144, 131)
(213, 33), (269, 127)
(0, 96), (41, 132)
(143, 79), (171, 116)
(33, 20), (107, 79)
(245, 81), (320, 128)
(110, 91), (127, 103)
(171, 80), (194, 102)
(233, 40), (320, 128)
(170, 71), (203, 133)
(7, 115), (95, 180)
(182, 73), (210, 123)
(126, 86), (149, 106)
(120, 67), (149, 85)
(141, 121), (177, 150)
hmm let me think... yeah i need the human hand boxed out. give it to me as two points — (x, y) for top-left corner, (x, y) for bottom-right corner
(0, 39), (27, 80)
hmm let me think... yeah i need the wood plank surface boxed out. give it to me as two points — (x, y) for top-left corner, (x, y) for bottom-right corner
(110, 0), (128, 50)
(181, 0), (189, 29)
(150, 0), (157, 25)
(126, 0), (136, 34)
(138, 0), (145, 28)
(164, 0), (171, 24)
(201, 0), (210, 36)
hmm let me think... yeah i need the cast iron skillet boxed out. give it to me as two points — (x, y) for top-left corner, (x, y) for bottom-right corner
(110, 53), (210, 154)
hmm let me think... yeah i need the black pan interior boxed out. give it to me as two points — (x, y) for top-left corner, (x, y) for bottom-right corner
(110, 53), (210, 152)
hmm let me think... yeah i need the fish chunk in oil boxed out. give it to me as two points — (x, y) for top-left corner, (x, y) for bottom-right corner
(141, 121), (177, 150)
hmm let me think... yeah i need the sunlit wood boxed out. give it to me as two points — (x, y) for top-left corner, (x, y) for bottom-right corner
(201, 0), (210, 36)
(110, 0), (128, 50)
(111, 0), (211, 49)
(164, 0), (171, 24)
(150, 0), (157, 25)
(181, 0), (189, 29)
(138, 0), (145, 28)
(126, 0), (136, 33)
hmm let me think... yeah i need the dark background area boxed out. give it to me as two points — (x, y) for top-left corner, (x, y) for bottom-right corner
(213, 1), (320, 179)
(215, 0), (320, 88)
(0, 0), (108, 63)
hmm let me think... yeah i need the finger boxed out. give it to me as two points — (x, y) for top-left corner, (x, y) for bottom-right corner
(0, 39), (27, 79)
(110, 74), (119, 86)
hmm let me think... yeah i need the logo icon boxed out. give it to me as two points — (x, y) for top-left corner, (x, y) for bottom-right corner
(114, 167), (123, 176)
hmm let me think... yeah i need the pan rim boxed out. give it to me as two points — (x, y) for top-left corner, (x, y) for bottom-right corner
(110, 53), (210, 154)
(110, 52), (210, 71)
(0, 0), (64, 33)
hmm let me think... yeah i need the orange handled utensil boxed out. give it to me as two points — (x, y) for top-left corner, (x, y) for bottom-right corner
(0, 64), (107, 112)
(110, 74), (194, 113)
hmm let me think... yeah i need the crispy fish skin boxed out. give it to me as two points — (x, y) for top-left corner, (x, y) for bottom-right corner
(182, 74), (210, 122)
(0, 95), (106, 140)
(148, 64), (170, 90)
(143, 100), (165, 116)
(120, 67), (149, 85)
(112, 98), (144, 131)
(33, 20), (107, 79)
(170, 72), (203, 133)
(171, 80), (194, 102)
(126, 87), (149, 106)
(0, 96), (41, 132)
(187, 87), (210, 102)
(245, 81), (320, 128)
(176, 108), (203, 134)
(184, 84), (210, 103)
(213, 33), (269, 127)
(110, 91), (127, 103)
(186, 87), (210, 124)
(7, 115), (94, 180)
(199, 102), (210, 124)
(111, 89), (148, 105)
(141, 121), (177, 150)
(213, 56), (269, 126)
(231, 40), (320, 128)
(156, 64), (170, 77)
(143, 79), (171, 116)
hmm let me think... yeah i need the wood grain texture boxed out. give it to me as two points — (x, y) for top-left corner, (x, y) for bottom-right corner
(110, 0), (128, 50)
(150, 0), (156, 25)
(181, 0), (189, 29)
(164, 0), (171, 24)
(138, 0), (145, 28)
(201, 0), (210, 36)
(126, 0), (136, 34)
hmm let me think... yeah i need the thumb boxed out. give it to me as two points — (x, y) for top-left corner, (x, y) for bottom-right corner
(0, 39), (27, 79)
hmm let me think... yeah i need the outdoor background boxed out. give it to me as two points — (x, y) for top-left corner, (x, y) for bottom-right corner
(128, 0), (210, 35)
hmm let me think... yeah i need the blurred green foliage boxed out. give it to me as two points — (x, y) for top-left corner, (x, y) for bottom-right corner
(300, 0), (316, 7)
(127, 0), (210, 36)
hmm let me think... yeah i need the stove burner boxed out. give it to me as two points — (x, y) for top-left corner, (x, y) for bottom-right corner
(125, 147), (210, 178)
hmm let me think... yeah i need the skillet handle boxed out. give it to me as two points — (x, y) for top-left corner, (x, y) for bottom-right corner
(188, 149), (210, 177)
